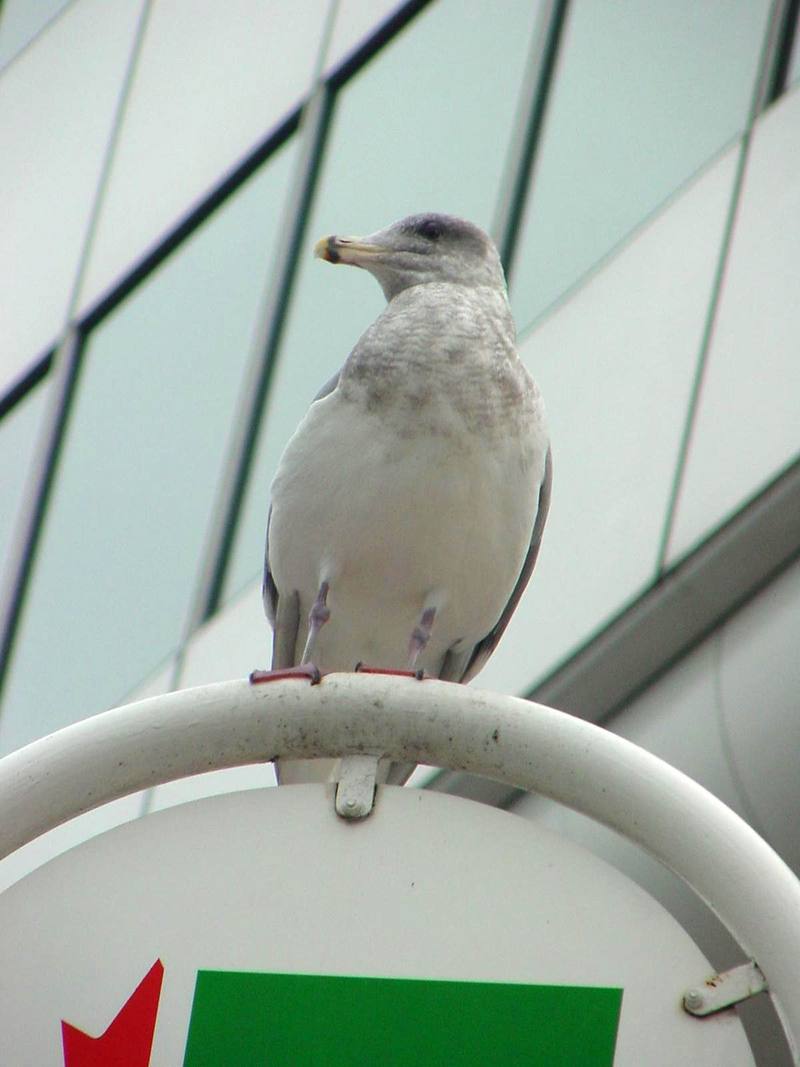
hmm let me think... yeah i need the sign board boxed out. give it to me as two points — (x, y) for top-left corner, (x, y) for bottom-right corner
(0, 785), (754, 1064)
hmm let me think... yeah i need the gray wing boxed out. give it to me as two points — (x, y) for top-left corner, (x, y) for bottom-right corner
(262, 506), (298, 668)
(261, 505), (278, 626)
(262, 368), (343, 668)
(311, 368), (341, 403)
(440, 446), (553, 683)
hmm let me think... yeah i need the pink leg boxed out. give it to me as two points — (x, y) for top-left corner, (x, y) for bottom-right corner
(301, 580), (330, 665)
(250, 581), (331, 687)
(408, 606), (436, 669)
(352, 606), (437, 681)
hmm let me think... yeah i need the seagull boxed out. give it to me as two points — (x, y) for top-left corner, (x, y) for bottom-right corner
(251, 213), (551, 784)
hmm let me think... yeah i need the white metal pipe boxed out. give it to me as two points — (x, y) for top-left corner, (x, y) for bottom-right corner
(1, 674), (799, 1056)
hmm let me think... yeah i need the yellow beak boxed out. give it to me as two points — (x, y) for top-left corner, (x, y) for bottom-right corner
(314, 235), (385, 265)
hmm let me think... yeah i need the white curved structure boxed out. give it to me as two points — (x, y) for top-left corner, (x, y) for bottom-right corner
(1, 673), (799, 1058)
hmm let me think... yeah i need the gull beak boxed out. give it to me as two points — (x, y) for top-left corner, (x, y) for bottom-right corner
(314, 234), (385, 266)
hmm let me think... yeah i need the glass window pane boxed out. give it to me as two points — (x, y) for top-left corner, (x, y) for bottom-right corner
(478, 146), (738, 697)
(0, 380), (49, 579)
(78, 0), (327, 312)
(666, 87), (800, 561)
(510, 0), (771, 334)
(224, 0), (542, 600)
(0, 142), (296, 755)
(0, 0), (72, 70)
(0, 0), (142, 391)
(179, 584), (265, 690)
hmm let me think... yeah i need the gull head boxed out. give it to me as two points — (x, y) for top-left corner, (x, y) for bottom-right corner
(314, 213), (506, 301)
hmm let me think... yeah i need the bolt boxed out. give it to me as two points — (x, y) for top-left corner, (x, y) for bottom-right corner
(684, 989), (705, 1012)
(345, 797), (357, 809)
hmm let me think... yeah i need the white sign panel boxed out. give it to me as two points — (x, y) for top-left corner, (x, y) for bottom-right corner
(0, 785), (753, 1064)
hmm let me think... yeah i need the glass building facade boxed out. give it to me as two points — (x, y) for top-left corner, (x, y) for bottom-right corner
(1, 1), (799, 1058)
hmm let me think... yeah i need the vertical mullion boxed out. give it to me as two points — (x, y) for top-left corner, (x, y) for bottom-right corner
(492, 0), (569, 281)
(0, 0), (153, 708)
(656, 0), (793, 572)
(136, 4), (341, 819)
(0, 328), (84, 700)
(186, 10), (342, 634)
(187, 84), (336, 631)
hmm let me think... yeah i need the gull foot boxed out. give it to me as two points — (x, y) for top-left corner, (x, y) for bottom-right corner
(354, 663), (427, 681)
(249, 664), (323, 685)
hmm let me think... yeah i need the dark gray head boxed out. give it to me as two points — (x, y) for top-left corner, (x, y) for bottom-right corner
(315, 213), (506, 301)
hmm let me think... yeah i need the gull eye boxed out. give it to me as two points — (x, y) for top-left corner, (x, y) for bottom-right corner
(416, 218), (443, 241)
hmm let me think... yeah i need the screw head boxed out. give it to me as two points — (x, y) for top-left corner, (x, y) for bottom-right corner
(684, 989), (705, 1012)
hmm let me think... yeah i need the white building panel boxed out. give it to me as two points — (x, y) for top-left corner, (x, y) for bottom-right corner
(0, 0), (143, 390)
(479, 146), (738, 696)
(667, 87), (800, 560)
(77, 0), (327, 313)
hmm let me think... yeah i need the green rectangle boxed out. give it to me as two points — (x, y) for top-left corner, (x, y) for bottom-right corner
(183, 970), (622, 1065)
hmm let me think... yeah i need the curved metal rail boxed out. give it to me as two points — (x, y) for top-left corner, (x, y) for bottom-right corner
(0, 674), (798, 1057)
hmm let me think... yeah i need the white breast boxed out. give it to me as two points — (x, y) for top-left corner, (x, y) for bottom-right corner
(268, 386), (547, 675)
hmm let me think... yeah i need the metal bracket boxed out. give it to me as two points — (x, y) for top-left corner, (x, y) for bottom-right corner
(683, 960), (768, 1016)
(335, 755), (379, 820)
